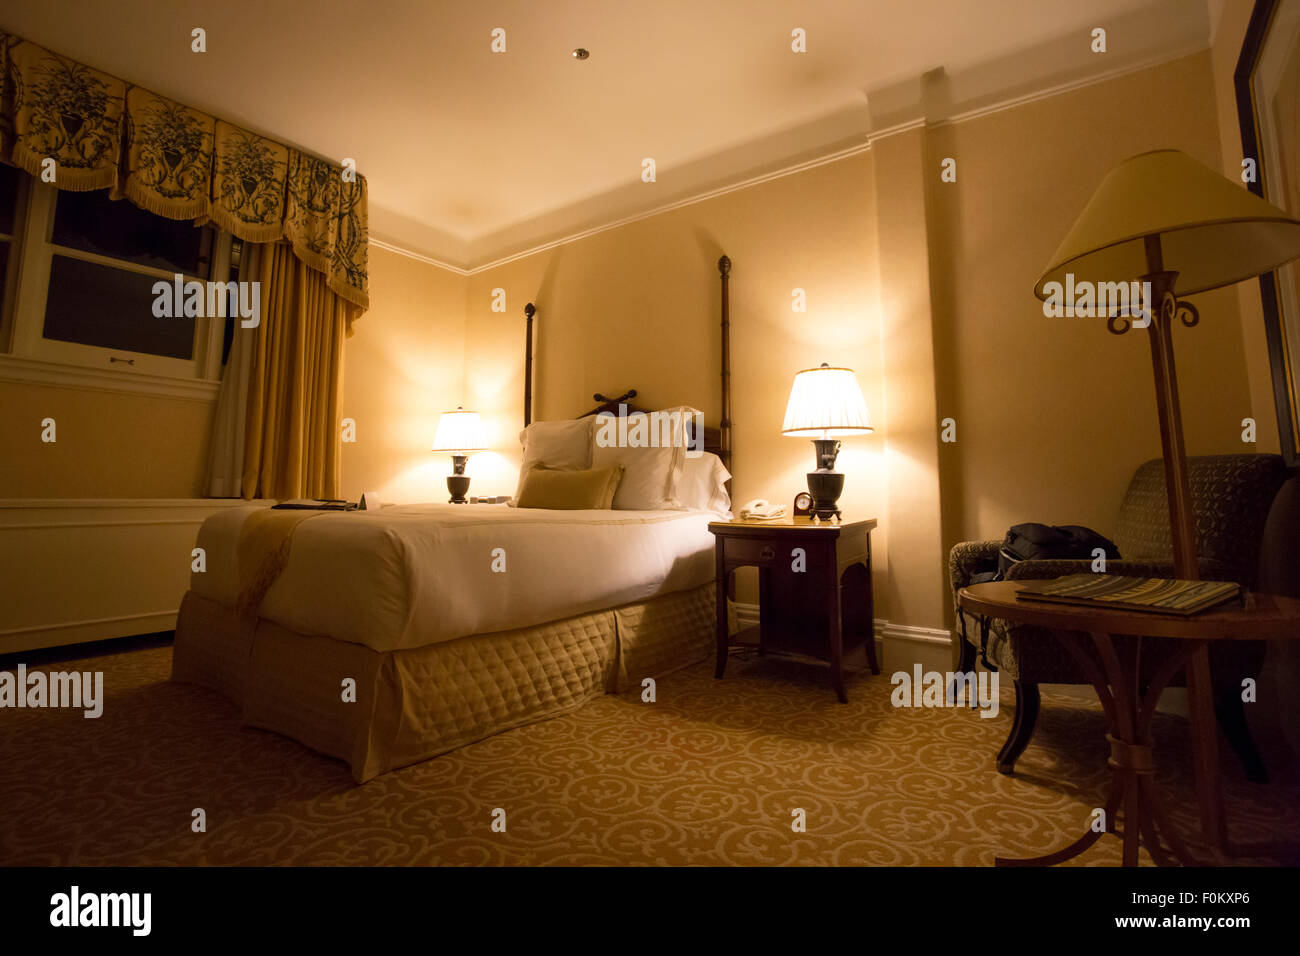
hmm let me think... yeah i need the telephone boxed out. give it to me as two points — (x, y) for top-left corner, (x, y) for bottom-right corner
(738, 499), (786, 520)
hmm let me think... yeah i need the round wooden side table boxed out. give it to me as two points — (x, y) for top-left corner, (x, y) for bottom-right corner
(958, 580), (1300, 867)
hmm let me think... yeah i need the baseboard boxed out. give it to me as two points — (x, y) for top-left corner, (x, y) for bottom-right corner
(732, 601), (951, 666)
(874, 620), (952, 647)
(0, 612), (178, 656)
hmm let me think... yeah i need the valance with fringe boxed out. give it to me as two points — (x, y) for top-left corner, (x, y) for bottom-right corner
(7, 41), (124, 191)
(0, 31), (368, 312)
(208, 121), (288, 243)
(115, 87), (214, 220)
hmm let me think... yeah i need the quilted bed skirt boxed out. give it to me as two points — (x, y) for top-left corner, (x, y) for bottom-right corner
(172, 584), (716, 783)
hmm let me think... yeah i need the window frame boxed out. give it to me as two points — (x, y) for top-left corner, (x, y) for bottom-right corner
(0, 173), (231, 400)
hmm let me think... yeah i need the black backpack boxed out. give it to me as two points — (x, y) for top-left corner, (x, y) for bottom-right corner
(968, 523), (1121, 585)
(962, 523), (1122, 670)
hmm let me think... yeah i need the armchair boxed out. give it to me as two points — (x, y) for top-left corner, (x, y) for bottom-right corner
(949, 453), (1288, 779)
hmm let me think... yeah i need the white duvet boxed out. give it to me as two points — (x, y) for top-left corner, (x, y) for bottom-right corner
(191, 503), (718, 652)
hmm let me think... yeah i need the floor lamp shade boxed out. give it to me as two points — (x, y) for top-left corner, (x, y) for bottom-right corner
(1035, 149), (1300, 297)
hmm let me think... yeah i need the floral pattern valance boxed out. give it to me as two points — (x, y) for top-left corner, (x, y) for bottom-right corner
(0, 32), (368, 312)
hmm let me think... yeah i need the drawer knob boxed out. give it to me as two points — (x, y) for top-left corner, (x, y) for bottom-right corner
(760, 545), (776, 561)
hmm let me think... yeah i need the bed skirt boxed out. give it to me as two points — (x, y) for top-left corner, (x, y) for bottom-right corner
(171, 584), (716, 782)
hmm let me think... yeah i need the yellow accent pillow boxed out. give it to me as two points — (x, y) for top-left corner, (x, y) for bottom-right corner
(515, 464), (624, 510)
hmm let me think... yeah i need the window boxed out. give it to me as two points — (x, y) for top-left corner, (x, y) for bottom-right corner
(0, 167), (232, 395)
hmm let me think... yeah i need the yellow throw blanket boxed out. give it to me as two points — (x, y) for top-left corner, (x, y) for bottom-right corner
(235, 509), (324, 620)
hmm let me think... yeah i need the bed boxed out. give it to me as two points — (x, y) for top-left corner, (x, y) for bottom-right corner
(172, 256), (736, 782)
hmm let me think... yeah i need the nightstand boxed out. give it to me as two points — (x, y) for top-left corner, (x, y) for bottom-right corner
(709, 516), (878, 703)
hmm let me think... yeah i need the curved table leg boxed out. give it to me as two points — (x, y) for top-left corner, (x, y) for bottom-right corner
(996, 631), (1206, 867)
(996, 771), (1122, 867)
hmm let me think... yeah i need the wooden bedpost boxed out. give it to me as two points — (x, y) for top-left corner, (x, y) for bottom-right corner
(524, 302), (536, 426)
(718, 256), (732, 475)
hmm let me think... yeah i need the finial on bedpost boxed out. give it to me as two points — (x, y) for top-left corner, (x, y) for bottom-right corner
(718, 255), (731, 276)
(524, 303), (536, 427)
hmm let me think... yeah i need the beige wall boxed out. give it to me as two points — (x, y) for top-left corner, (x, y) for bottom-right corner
(2, 44), (1267, 644)
(874, 127), (947, 632)
(463, 154), (891, 617)
(0, 245), (468, 502)
(930, 51), (1253, 571)
(441, 49), (1258, 636)
(339, 245), (467, 504)
(0, 382), (213, 497)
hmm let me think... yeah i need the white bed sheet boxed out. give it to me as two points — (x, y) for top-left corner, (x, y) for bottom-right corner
(191, 503), (719, 652)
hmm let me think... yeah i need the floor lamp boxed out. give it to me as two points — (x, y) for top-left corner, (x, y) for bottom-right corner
(1034, 148), (1300, 849)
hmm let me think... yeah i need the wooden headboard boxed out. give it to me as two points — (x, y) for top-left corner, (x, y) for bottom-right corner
(579, 390), (727, 466)
(521, 255), (733, 477)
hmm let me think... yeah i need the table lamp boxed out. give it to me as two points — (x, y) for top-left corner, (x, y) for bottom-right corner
(1035, 148), (1300, 848)
(782, 363), (873, 519)
(432, 406), (486, 504)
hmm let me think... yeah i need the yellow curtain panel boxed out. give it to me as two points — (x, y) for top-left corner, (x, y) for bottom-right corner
(242, 242), (352, 501)
(0, 31), (368, 312)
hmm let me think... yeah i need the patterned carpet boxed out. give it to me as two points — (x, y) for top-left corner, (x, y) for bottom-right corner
(1, 642), (1297, 866)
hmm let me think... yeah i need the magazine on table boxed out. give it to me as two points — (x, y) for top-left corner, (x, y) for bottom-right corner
(1016, 574), (1242, 616)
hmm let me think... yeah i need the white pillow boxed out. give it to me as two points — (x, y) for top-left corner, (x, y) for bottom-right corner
(589, 406), (700, 510)
(678, 452), (731, 513)
(513, 418), (595, 503)
(592, 443), (680, 510)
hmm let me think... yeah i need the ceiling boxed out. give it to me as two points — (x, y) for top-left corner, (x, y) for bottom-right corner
(4, 0), (1214, 270)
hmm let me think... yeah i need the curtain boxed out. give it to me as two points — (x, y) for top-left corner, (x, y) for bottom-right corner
(241, 242), (354, 500)
(0, 29), (372, 501)
(204, 243), (261, 497)
(0, 31), (369, 311)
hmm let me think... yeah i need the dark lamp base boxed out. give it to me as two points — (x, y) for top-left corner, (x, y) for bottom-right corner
(806, 470), (844, 520)
(446, 475), (471, 504)
(446, 454), (471, 503)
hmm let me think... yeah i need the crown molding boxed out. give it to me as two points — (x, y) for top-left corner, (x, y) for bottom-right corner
(933, 39), (1212, 130)
(368, 41), (1212, 276)
(367, 238), (470, 276)
(464, 140), (875, 275)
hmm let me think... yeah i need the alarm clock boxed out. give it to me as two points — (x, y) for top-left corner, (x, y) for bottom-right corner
(793, 491), (813, 516)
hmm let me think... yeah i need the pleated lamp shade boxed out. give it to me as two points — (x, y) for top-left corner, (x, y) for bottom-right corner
(432, 407), (485, 453)
(782, 364), (873, 438)
(1034, 149), (1300, 298)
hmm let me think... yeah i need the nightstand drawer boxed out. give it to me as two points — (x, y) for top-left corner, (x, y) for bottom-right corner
(718, 530), (839, 568)
(720, 535), (786, 565)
